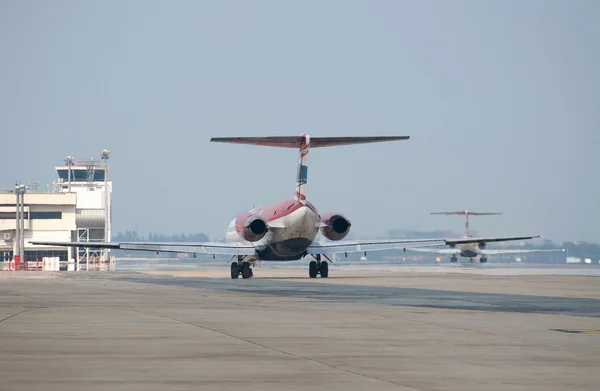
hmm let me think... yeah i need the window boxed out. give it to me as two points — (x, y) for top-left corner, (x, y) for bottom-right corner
(0, 212), (17, 219)
(0, 211), (62, 220)
(30, 212), (62, 219)
(0, 212), (30, 219)
(57, 169), (105, 182)
(1, 250), (68, 263)
(24, 250), (68, 262)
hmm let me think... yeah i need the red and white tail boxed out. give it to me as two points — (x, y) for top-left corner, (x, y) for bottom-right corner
(295, 133), (309, 203)
(211, 134), (410, 204)
(431, 211), (502, 236)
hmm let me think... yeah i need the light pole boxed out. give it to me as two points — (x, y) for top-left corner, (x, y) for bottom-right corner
(14, 184), (26, 269)
(65, 156), (74, 192)
(14, 185), (19, 268)
(101, 149), (111, 262)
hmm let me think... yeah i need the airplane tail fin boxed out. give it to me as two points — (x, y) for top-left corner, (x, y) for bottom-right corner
(211, 134), (410, 204)
(431, 211), (502, 236)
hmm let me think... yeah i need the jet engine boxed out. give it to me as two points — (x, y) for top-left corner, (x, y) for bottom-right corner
(478, 241), (487, 250)
(320, 213), (351, 241)
(238, 215), (268, 242)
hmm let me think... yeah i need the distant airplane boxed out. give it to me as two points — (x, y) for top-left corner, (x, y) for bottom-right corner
(406, 210), (564, 263)
(33, 135), (543, 278)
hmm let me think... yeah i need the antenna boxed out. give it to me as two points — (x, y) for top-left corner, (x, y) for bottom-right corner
(27, 180), (40, 192)
(430, 211), (502, 236)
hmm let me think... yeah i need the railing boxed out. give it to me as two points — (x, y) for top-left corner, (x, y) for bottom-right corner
(1, 256), (116, 272)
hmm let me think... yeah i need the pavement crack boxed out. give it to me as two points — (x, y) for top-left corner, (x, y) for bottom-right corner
(134, 310), (422, 390)
(0, 309), (31, 324)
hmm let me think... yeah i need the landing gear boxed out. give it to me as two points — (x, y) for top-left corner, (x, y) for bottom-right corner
(309, 261), (318, 278)
(231, 256), (254, 279)
(241, 262), (251, 279)
(230, 262), (239, 279)
(480, 257), (488, 263)
(309, 254), (329, 278)
(450, 255), (458, 263)
(319, 260), (328, 278)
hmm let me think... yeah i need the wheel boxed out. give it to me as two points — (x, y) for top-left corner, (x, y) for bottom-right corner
(450, 256), (458, 263)
(231, 262), (239, 279)
(242, 262), (251, 279)
(480, 257), (488, 263)
(319, 261), (328, 278)
(309, 261), (318, 278)
(249, 268), (253, 278)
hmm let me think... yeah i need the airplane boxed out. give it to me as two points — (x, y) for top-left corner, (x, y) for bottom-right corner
(32, 134), (545, 279)
(405, 210), (565, 263)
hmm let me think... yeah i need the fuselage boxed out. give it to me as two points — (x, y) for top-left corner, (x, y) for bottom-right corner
(226, 199), (320, 261)
(457, 234), (485, 258)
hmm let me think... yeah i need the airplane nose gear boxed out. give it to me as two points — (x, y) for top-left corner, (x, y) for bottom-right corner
(309, 254), (329, 278)
(480, 257), (488, 263)
(450, 255), (458, 263)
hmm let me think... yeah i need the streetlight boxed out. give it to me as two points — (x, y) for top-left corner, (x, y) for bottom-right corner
(65, 156), (74, 192)
(14, 184), (26, 269)
(101, 150), (111, 262)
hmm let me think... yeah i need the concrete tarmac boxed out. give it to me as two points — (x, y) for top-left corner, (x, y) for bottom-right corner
(1, 267), (599, 391)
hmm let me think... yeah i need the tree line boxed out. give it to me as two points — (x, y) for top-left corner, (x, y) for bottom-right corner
(112, 230), (600, 261)
(113, 230), (210, 243)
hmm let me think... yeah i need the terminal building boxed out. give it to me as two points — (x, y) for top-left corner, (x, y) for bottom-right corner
(1, 155), (113, 269)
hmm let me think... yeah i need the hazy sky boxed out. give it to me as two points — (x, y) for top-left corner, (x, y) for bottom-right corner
(1, 0), (598, 243)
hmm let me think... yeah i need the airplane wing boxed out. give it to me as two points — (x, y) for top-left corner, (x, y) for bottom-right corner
(33, 238), (451, 257)
(444, 235), (541, 245)
(306, 234), (542, 255)
(31, 234), (545, 257)
(481, 248), (565, 255)
(29, 240), (257, 256)
(306, 238), (449, 254)
(403, 247), (461, 255)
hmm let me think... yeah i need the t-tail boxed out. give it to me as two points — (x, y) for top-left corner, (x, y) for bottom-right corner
(295, 133), (310, 203)
(210, 134), (410, 203)
(431, 210), (502, 236)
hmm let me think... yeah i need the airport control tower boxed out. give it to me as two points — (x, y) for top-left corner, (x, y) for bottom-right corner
(53, 152), (112, 266)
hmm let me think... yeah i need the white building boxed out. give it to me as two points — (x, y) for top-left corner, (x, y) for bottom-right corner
(54, 160), (112, 265)
(0, 192), (76, 262)
(1, 156), (113, 268)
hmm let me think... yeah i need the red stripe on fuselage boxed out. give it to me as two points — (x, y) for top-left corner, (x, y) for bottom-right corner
(235, 198), (319, 230)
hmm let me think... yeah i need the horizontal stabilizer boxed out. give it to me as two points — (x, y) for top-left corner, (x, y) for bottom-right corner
(210, 136), (409, 148)
(431, 211), (502, 216)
